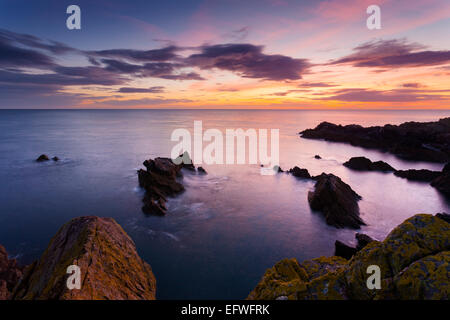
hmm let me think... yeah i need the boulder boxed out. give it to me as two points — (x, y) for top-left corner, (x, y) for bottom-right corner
(343, 157), (396, 172)
(334, 241), (357, 260)
(394, 169), (441, 182)
(300, 118), (450, 163)
(13, 216), (156, 300)
(288, 166), (311, 179)
(308, 173), (365, 229)
(36, 154), (50, 162)
(0, 245), (23, 300)
(248, 214), (450, 300)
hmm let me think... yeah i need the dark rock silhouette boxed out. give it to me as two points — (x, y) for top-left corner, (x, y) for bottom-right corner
(197, 167), (207, 174)
(308, 173), (365, 229)
(288, 166), (311, 179)
(314, 155), (322, 159)
(394, 169), (441, 182)
(36, 154), (50, 162)
(355, 233), (375, 251)
(344, 157), (396, 172)
(300, 118), (450, 163)
(334, 240), (357, 260)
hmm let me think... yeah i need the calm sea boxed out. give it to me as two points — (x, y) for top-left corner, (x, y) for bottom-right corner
(0, 109), (449, 299)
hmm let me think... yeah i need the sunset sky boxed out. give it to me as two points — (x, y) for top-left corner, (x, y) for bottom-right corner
(0, 0), (449, 109)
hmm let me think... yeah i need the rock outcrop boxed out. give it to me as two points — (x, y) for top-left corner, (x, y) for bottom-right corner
(0, 245), (23, 300)
(36, 154), (50, 162)
(13, 216), (156, 300)
(334, 241), (358, 260)
(138, 152), (199, 215)
(394, 169), (441, 182)
(300, 118), (450, 163)
(308, 173), (365, 229)
(288, 166), (311, 179)
(344, 157), (396, 172)
(248, 214), (450, 300)
(431, 167), (450, 196)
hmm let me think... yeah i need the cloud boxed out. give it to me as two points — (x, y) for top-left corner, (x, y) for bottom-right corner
(331, 39), (450, 68)
(297, 81), (336, 87)
(0, 35), (56, 68)
(118, 86), (165, 93)
(92, 97), (193, 107)
(186, 44), (310, 80)
(317, 88), (450, 102)
(402, 82), (423, 88)
(88, 46), (180, 62)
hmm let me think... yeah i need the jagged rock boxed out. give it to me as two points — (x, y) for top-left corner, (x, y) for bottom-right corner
(355, 233), (375, 251)
(308, 173), (365, 229)
(344, 157), (396, 172)
(300, 118), (450, 163)
(335, 241), (357, 260)
(288, 166), (311, 179)
(314, 155), (322, 159)
(36, 154), (50, 162)
(0, 245), (23, 300)
(248, 214), (450, 300)
(13, 216), (156, 300)
(394, 169), (441, 182)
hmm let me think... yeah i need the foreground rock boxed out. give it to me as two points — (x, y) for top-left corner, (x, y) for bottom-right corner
(308, 173), (365, 229)
(300, 118), (450, 163)
(248, 214), (450, 300)
(344, 157), (396, 172)
(138, 152), (200, 215)
(334, 233), (375, 260)
(0, 245), (23, 300)
(13, 216), (156, 300)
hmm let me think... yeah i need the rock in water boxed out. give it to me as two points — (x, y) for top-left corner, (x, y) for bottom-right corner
(248, 214), (450, 300)
(36, 154), (50, 162)
(334, 240), (358, 260)
(308, 173), (365, 229)
(13, 216), (156, 300)
(314, 155), (322, 159)
(394, 169), (441, 182)
(0, 245), (23, 300)
(288, 166), (311, 179)
(197, 167), (207, 174)
(300, 118), (450, 163)
(431, 172), (450, 196)
(138, 157), (185, 215)
(343, 157), (396, 172)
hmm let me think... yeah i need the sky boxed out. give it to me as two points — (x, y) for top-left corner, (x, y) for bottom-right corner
(0, 0), (449, 109)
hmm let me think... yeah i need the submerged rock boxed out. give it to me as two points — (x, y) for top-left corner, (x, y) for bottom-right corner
(344, 157), (396, 172)
(308, 173), (365, 229)
(0, 245), (23, 300)
(288, 166), (311, 179)
(13, 216), (156, 300)
(36, 154), (50, 162)
(52, 156), (59, 162)
(314, 155), (322, 159)
(300, 118), (450, 163)
(394, 169), (441, 182)
(248, 214), (450, 300)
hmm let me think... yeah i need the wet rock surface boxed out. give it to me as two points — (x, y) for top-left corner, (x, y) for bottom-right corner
(308, 173), (365, 229)
(300, 118), (450, 163)
(248, 214), (450, 300)
(13, 216), (156, 300)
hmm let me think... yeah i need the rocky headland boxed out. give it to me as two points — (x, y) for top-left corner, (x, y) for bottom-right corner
(248, 213), (450, 300)
(11, 216), (156, 300)
(300, 118), (450, 163)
